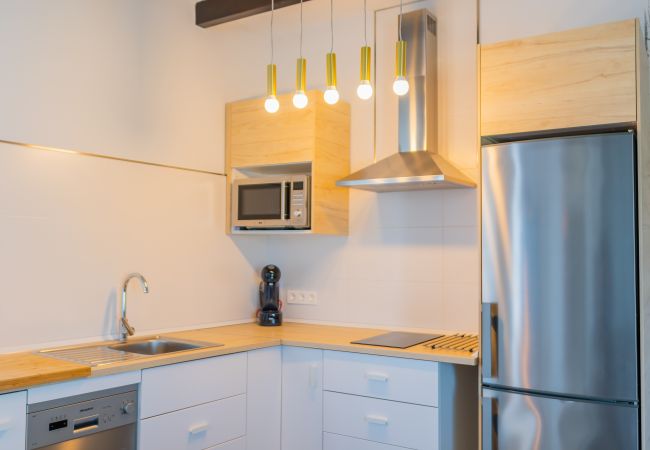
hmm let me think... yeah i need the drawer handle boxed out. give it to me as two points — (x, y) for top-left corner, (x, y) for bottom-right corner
(0, 420), (11, 433)
(188, 422), (209, 436)
(365, 372), (389, 382)
(365, 415), (389, 426)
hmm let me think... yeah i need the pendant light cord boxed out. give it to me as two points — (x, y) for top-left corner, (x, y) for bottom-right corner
(270, 0), (274, 64)
(398, 0), (403, 41)
(330, 0), (334, 52)
(299, 0), (304, 58)
(364, 0), (368, 46)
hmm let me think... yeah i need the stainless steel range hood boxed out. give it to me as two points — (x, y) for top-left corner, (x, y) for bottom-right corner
(337, 9), (475, 192)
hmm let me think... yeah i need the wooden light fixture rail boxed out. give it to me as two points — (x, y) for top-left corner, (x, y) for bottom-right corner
(196, 0), (312, 28)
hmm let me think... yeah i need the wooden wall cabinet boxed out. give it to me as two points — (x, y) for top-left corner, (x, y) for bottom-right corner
(480, 19), (639, 137)
(225, 90), (350, 235)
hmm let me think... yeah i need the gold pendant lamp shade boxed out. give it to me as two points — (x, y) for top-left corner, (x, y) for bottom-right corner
(323, 0), (339, 105)
(265, 63), (279, 113)
(357, 45), (372, 99)
(264, 0), (279, 113)
(393, 0), (409, 96)
(357, 0), (373, 100)
(292, 0), (309, 109)
(293, 57), (308, 109)
(393, 39), (409, 95)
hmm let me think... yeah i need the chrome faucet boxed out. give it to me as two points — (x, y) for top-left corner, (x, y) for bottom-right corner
(121, 273), (149, 342)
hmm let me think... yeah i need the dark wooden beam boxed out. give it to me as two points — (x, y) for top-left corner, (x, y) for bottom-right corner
(196, 0), (312, 28)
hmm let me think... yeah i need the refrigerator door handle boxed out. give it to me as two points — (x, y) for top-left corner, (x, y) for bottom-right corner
(482, 303), (498, 380)
(482, 394), (498, 450)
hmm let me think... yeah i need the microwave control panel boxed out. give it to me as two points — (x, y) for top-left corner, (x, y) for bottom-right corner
(289, 179), (309, 227)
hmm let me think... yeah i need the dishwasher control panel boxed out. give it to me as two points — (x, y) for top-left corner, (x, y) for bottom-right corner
(27, 384), (138, 449)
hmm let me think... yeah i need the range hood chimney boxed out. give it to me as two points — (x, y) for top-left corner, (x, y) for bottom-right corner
(337, 9), (475, 192)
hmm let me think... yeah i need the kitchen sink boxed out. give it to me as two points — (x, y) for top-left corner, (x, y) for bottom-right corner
(109, 337), (222, 356)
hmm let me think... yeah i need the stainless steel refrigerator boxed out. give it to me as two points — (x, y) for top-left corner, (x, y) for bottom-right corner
(481, 132), (640, 449)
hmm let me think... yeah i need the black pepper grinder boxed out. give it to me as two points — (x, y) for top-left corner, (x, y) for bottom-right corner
(258, 265), (282, 326)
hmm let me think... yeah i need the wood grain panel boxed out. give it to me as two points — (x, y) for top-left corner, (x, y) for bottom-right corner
(225, 90), (350, 235)
(0, 354), (89, 393)
(481, 19), (637, 137)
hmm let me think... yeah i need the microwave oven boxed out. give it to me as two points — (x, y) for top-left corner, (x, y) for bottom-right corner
(232, 175), (310, 229)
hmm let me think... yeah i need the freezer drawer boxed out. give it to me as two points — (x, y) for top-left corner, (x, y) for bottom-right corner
(481, 133), (638, 402)
(482, 388), (638, 450)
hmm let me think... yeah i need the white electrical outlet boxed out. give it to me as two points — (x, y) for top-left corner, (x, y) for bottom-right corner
(286, 290), (318, 305)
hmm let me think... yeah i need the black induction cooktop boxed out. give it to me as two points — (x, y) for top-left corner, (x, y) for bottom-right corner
(351, 331), (443, 349)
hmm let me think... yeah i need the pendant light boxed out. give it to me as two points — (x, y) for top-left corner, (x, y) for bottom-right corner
(393, 0), (409, 96)
(292, 0), (309, 109)
(323, 0), (339, 105)
(357, 0), (373, 100)
(264, 0), (280, 113)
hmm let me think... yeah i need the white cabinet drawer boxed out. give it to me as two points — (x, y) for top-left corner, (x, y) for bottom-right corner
(324, 433), (410, 450)
(0, 391), (26, 450)
(207, 436), (245, 449)
(323, 351), (438, 406)
(324, 392), (437, 450)
(140, 352), (246, 418)
(139, 394), (246, 450)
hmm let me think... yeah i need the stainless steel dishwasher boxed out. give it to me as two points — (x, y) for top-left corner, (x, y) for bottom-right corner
(26, 384), (138, 450)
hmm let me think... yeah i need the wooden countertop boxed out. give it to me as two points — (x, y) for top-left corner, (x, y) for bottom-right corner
(0, 353), (90, 393)
(0, 322), (477, 393)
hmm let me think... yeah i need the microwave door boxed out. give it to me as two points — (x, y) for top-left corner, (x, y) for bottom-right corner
(234, 181), (289, 228)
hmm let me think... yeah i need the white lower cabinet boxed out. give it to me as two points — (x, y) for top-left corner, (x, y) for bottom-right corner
(139, 394), (246, 450)
(0, 391), (26, 450)
(323, 391), (437, 450)
(247, 347), (282, 450)
(281, 347), (323, 450)
(323, 433), (409, 450)
(140, 352), (246, 419)
(207, 437), (246, 449)
(323, 351), (441, 450)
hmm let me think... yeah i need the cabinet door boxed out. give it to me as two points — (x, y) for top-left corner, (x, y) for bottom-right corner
(281, 347), (323, 450)
(139, 395), (246, 450)
(247, 347), (281, 450)
(140, 353), (246, 419)
(480, 19), (637, 137)
(0, 391), (26, 450)
(324, 433), (407, 450)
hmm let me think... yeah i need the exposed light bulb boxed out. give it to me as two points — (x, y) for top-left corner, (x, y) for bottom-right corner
(293, 91), (308, 109)
(393, 76), (409, 96)
(264, 96), (280, 113)
(357, 80), (373, 100)
(324, 88), (339, 105)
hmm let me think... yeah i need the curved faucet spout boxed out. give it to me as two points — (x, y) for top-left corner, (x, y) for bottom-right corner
(121, 273), (149, 341)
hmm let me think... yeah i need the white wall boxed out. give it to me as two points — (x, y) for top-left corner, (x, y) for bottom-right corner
(480, 0), (648, 44)
(0, 0), (269, 352)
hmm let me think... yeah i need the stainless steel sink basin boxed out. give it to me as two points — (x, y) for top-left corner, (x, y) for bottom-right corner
(109, 337), (222, 356)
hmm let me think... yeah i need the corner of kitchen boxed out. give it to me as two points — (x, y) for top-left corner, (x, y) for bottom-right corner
(0, 0), (648, 450)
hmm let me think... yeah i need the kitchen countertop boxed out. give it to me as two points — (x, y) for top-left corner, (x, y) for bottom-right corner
(0, 353), (91, 393)
(0, 322), (478, 393)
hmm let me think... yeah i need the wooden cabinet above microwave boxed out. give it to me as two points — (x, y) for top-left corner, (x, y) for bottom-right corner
(225, 90), (350, 235)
